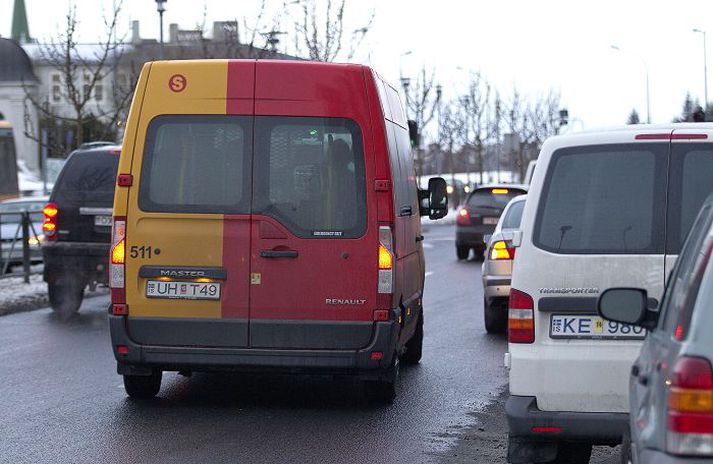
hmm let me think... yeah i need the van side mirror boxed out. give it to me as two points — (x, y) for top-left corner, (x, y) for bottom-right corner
(419, 177), (448, 219)
(597, 288), (658, 331)
(408, 120), (419, 148)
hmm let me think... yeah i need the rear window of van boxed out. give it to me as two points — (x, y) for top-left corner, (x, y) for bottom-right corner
(534, 144), (667, 254)
(53, 151), (119, 205)
(139, 115), (366, 238)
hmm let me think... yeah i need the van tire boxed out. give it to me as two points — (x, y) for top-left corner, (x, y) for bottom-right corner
(401, 312), (423, 365)
(456, 245), (470, 260)
(364, 356), (399, 405)
(48, 277), (85, 316)
(553, 443), (592, 464)
(484, 298), (508, 334)
(124, 370), (162, 399)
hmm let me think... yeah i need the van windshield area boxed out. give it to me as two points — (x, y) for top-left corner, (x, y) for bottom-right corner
(253, 117), (366, 238)
(534, 144), (668, 254)
(139, 115), (367, 238)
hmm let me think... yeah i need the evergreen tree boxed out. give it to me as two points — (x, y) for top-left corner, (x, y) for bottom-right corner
(626, 109), (641, 124)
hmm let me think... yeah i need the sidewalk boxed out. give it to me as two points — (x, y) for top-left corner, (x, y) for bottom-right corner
(0, 273), (109, 316)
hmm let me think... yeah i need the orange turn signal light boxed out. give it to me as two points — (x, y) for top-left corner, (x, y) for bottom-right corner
(378, 243), (392, 270)
(111, 238), (125, 265)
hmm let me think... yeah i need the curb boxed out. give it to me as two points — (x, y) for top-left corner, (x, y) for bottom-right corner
(0, 288), (110, 317)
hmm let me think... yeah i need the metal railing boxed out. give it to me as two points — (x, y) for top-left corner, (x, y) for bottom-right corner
(0, 210), (43, 282)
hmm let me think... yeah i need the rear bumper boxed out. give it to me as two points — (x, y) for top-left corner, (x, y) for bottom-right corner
(456, 226), (495, 246)
(42, 241), (109, 282)
(483, 274), (511, 300)
(109, 314), (399, 378)
(506, 395), (627, 445)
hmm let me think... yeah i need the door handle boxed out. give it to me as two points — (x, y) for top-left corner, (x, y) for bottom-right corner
(399, 206), (413, 217)
(260, 250), (298, 258)
(415, 235), (424, 242)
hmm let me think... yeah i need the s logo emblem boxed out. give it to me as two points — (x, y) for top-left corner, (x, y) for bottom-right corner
(168, 74), (187, 93)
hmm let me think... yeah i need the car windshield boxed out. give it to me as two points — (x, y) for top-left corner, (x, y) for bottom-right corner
(467, 188), (525, 210)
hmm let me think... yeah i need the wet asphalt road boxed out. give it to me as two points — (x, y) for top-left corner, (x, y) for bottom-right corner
(0, 224), (619, 463)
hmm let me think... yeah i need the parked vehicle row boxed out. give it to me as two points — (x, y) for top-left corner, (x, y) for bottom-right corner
(495, 124), (713, 463)
(0, 196), (46, 271)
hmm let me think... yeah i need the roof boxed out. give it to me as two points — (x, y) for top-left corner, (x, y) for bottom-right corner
(0, 38), (36, 82)
(22, 42), (131, 65)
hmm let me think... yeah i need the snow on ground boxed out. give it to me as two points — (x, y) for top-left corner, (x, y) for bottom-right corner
(421, 207), (458, 226)
(0, 273), (48, 315)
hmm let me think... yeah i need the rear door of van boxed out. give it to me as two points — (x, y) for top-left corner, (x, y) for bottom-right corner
(511, 133), (669, 413)
(248, 62), (378, 350)
(122, 60), (254, 348)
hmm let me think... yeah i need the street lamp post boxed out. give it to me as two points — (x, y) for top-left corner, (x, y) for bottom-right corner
(694, 29), (708, 108)
(155, 0), (167, 55)
(611, 45), (651, 124)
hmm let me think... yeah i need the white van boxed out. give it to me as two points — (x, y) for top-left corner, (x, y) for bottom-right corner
(506, 124), (713, 463)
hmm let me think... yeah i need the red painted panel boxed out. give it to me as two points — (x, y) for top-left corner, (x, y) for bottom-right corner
(226, 60), (255, 115)
(249, 216), (376, 322)
(221, 215), (252, 319)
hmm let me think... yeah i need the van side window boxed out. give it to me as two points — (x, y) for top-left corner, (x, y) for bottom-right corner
(253, 116), (367, 239)
(394, 124), (419, 212)
(534, 144), (667, 254)
(666, 145), (713, 253)
(139, 115), (251, 214)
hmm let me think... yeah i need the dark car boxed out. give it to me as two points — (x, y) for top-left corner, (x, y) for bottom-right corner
(455, 184), (528, 260)
(42, 145), (120, 315)
(599, 193), (713, 463)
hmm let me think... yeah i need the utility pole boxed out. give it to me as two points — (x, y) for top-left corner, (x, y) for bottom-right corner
(694, 29), (708, 109)
(611, 45), (651, 124)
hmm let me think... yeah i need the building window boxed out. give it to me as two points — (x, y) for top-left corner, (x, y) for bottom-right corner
(95, 84), (103, 101)
(51, 73), (61, 102)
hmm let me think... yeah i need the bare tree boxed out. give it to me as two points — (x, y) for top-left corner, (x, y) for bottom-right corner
(23, 1), (125, 156)
(289, 0), (374, 62)
(401, 67), (441, 178)
(460, 71), (493, 184)
(438, 100), (467, 207)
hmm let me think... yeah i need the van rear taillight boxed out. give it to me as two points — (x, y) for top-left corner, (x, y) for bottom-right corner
(42, 203), (58, 240)
(509, 289), (534, 343)
(667, 356), (713, 456)
(377, 226), (394, 307)
(457, 208), (471, 225)
(110, 217), (127, 309)
(490, 241), (515, 260)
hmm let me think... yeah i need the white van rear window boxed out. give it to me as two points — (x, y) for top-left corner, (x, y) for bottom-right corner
(534, 144), (667, 254)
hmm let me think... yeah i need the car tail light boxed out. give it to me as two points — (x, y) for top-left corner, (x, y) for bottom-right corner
(110, 217), (127, 311)
(667, 356), (713, 456)
(509, 289), (534, 343)
(490, 240), (515, 260)
(377, 226), (394, 308)
(42, 203), (58, 240)
(457, 207), (471, 225)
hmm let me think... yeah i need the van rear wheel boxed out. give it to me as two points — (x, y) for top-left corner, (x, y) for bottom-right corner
(364, 355), (399, 405)
(456, 245), (470, 260)
(123, 370), (162, 399)
(400, 312), (423, 365)
(484, 298), (508, 334)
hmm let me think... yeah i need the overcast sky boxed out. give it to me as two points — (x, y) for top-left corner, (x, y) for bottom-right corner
(2, 0), (712, 129)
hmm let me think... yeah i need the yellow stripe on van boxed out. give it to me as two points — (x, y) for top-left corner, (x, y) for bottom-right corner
(120, 60), (230, 319)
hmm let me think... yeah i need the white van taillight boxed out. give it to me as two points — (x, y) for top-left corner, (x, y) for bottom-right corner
(42, 203), (58, 240)
(509, 289), (534, 343)
(110, 217), (127, 310)
(377, 226), (394, 312)
(667, 357), (713, 456)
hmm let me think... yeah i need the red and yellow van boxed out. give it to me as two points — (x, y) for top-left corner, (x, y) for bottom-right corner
(109, 59), (447, 403)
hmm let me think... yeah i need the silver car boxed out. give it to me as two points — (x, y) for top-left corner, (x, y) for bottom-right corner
(0, 196), (47, 270)
(481, 194), (526, 334)
(599, 193), (713, 463)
